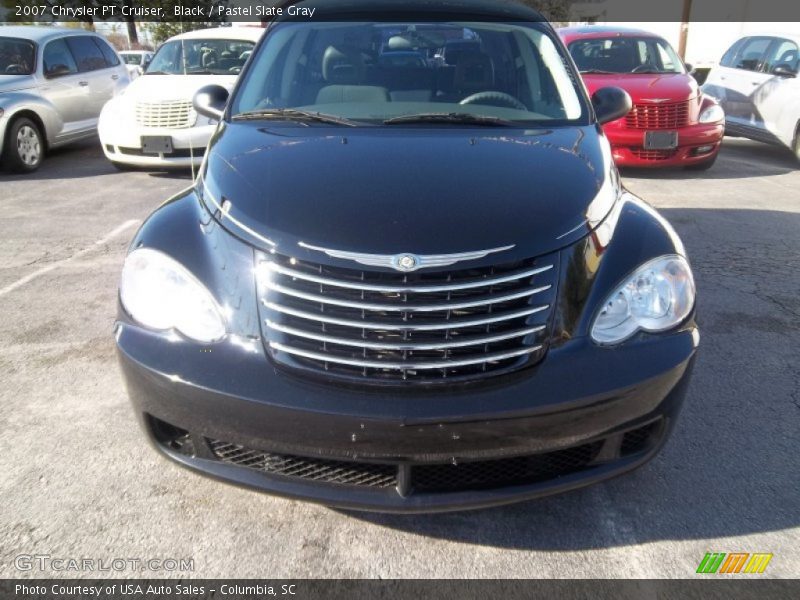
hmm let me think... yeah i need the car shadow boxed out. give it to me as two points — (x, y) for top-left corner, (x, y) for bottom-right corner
(0, 138), (196, 182)
(619, 137), (798, 181)
(337, 208), (800, 551)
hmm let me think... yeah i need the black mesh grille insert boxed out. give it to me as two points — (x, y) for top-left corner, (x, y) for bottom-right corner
(412, 442), (603, 493)
(208, 440), (398, 488)
(620, 421), (661, 456)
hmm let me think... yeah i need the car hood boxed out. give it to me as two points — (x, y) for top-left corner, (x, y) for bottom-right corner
(582, 73), (698, 102)
(0, 75), (36, 93)
(199, 123), (616, 262)
(122, 73), (239, 101)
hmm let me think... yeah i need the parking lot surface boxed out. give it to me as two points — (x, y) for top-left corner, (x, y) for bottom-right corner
(0, 137), (798, 578)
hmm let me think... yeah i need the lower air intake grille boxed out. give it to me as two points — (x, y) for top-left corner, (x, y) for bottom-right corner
(209, 440), (397, 488)
(207, 438), (603, 494)
(413, 442), (602, 492)
(257, 251), (558, 384)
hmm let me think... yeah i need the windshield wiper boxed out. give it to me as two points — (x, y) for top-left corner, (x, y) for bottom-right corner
(144, 70), (170, 75)
(232, 108), (359, 126)
(383, 112), (514, 126)
(579, 69), (615, 74)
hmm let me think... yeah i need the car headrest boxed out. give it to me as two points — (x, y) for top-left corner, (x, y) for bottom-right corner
(454, 52), (494, 90)
(322, 45), (365, 84)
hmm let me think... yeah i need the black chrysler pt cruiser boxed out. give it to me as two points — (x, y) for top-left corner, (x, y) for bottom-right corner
(116, 0), (698, 512)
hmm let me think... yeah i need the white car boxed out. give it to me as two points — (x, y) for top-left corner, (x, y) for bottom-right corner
(98, 27), (263, 169)
(119, 50), (153, 79)
(702, 34), (800, 161)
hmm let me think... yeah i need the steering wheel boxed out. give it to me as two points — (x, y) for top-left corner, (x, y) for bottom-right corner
(459, 91), (527, 111)
(631, 64), (656, 73)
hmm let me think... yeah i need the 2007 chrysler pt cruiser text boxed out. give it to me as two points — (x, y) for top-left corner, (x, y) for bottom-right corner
(116, 0), (698, 512)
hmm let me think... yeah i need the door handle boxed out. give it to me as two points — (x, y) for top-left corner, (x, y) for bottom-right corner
(79, 81), (89, 87)
(111, 74), (119, 80)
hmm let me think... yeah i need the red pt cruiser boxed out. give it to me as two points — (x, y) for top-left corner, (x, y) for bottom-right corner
(558, 26), (724, 169)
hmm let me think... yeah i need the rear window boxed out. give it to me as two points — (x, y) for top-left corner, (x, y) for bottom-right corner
(0, 37), (36, 76)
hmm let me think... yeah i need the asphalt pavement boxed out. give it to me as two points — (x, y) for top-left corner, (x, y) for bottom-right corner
(0, 137), (797, 578)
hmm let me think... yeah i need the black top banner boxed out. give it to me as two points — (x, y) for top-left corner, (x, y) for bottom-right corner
(2, 0), (800, 23)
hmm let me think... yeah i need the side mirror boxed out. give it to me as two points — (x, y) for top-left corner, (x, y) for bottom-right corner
(684, 62), (694, 73)
(591, 86), (632, 125)
(194, 84), (229, 120)
(772, 65), (797, 78)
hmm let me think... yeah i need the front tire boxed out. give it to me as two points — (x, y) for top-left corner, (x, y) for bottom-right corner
(793, 123), (800, 164)
(3, 117), (44, 173)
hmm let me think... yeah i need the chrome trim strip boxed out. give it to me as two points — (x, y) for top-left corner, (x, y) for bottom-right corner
(269, 342), (542, 370)
(263, 302), (548, 331)
(264, 281), (552, 312)
(266, 321), (546, 350)
(262, 261), (554, 293)
(200, 176), (276, 247)
(297, 242), (515, 271)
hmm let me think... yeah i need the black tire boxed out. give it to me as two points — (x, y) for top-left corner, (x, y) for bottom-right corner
(2, 117), (44, 173)
(793, 124), (800, 165)
(686, 153), (718, 171)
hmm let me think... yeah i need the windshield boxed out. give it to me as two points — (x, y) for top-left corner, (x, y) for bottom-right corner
(0, 37), (35, 75)
(568, 36), (685, 74)
(121, 53), (144, 66)
(231, 21), (587, 125)
(146, 38), (255, 75)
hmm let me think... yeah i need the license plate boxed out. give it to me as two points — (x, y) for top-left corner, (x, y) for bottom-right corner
(141, 135), (173, 154)
(644, 131), (678, 150)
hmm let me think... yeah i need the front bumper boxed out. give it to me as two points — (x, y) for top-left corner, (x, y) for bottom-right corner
(117, 321), (698, 513)
(606, 122), (724, 167)
(98, 111), (213, 168)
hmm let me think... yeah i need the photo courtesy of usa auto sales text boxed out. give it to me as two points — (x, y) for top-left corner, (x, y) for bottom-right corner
(15, 584), (298, 597)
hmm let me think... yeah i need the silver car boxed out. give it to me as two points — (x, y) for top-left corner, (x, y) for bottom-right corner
(702, 34), (800, 161)
(0, 26), (130, 173)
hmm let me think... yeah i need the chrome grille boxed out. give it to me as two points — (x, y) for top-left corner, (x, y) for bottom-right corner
(625, 101), (690, 129)
(135, 100), (196, 129)
(257, 252), (558, 383)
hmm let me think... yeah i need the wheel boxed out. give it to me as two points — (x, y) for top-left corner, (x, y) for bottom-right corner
(3, 117), (44, 173)
(793, 123), (800, 164)
(686, 153), (718, 171)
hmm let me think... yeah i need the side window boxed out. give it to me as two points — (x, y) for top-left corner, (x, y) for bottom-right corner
(65, 35), (107, 72)
(94, 37), (120, 67)
(42, 38), (78, 78)
(733, 37), (772, 72)
(719, 39), (743, 67)
(764, 39), (799, 74)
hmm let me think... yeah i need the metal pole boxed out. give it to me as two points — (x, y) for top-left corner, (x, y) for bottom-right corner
(677, 0), (693, 60)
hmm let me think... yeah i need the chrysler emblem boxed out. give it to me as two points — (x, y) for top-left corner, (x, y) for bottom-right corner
(393, 254), (419, 272)
(298, 242), (516, 271)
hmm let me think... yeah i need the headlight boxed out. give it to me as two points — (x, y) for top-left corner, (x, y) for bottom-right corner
(698, 104), (724, 124)
(591, 255), (695, 345)
(120, 248), (226, 342)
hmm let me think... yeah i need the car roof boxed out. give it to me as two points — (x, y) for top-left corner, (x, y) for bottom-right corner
(0, 25), (101, 44)
(731, 32), (800, 44)
(272, 0), (545, 22)
(557, 26), (664, 40)
(167, 26), (265, 43)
